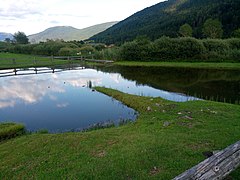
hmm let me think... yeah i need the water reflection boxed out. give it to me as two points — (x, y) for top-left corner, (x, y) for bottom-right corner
(0, 67), (139, 132)
(1, 64), (238, 132)
(0, 67), (198, 110)
(94, 65), (240, 105)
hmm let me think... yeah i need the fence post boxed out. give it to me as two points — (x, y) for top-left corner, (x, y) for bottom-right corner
(12, 58), (16, 65)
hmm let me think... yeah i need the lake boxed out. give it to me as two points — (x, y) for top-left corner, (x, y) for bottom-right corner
(0, 64), (239, 132)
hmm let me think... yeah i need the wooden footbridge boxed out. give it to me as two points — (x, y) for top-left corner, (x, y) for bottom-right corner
(0, 65), (86, 78)
(0, 55), (113, 78)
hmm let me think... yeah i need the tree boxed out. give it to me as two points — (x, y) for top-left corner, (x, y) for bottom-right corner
(4, 38), (11, 43)
(13, 31), (29, 44)
(202, 19), (223, 39)
(233, 28), (240, 38)
(179, 23), (193, 37)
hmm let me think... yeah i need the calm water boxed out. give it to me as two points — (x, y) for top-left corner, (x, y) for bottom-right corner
(94, 65), (240, 105)
(0, 64), (239, 132)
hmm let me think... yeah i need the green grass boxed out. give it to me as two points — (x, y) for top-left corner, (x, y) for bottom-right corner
(0, 123), (25, 141)
(0, 53), (83, 69)
(0, 88), (240, 179)
(115, 61), (240, 69)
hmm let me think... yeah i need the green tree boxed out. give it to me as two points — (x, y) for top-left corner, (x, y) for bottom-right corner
(202, 19), (223, 39)
(4, 38), (11, 43)
(233, 28), (240, 38)
(13, 31), (29, 44)
(179, 23), (193, 37)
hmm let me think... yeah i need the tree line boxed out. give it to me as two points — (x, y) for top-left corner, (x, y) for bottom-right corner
(1, 18), (240, 62)
(119, 36), (240, 62)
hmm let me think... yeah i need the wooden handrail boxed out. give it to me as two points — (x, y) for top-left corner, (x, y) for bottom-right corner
(174, 141), (240, 180)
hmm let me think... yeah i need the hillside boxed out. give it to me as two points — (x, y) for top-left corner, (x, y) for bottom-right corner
(90, 0), (240, 44)
(28, 22), (118, 43)
(0, 33), (13, 41)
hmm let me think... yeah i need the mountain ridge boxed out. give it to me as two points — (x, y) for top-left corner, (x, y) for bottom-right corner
(0, 33), (14, 41)
(28, 21), (118, 43)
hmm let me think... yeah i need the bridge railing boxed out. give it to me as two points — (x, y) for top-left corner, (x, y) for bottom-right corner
(174, 141), (240, 180)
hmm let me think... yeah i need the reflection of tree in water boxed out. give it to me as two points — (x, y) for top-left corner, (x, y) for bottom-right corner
(95, 65), (240, 104)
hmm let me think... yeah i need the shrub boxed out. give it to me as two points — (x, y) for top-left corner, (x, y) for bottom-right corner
(119, 37), (152, 61)
(202, 39), (230, 52)
(226, 38), (240, 50)
(151, 37), (206, 60)
(0, 123), (25, 141)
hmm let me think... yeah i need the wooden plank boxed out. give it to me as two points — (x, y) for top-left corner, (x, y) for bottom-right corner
(174, 141), (240, 180)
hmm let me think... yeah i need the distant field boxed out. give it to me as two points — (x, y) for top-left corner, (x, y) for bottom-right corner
(0, 53), (81, 69)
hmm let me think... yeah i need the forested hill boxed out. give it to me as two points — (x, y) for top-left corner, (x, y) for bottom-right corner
(90, 0), (240, 44)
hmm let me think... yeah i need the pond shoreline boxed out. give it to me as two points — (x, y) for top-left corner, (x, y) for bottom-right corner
(114, 61), (240, 70)
(0, 87), (240, 179)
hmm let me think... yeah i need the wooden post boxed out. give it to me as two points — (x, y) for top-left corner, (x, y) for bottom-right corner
(174, 141), (240, 180)
(13, 68), (17, 75)
(12, 58), (16, 65)
(34, 67), (37, 74)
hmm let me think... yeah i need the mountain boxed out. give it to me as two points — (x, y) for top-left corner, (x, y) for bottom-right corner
(28, 21), (118, 43)
(90, 0), (240, 44)
(0, 33), (13, 41)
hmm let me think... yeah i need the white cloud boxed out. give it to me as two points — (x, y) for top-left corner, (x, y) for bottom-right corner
(0, 100), (15, 109)
(56, 103), (69, 108)
(0, 69), (103, 108)
(0, 76), (65, 107)
(0, 0), (164, 35)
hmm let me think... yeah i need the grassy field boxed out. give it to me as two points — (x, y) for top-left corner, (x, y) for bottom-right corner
(115, 61), (240, 70)
(0, 53), (82, 69)
(1, 53), (240, 70)
(0, 87), (240, 179)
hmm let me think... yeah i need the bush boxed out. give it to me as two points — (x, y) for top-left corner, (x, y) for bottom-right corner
(228, 49), (240, 62)
(202, 39), (230, 52)
(58, 47), (71, 56)
(120, 38), (152, 61)
(0, 123), (25, 141)
(226, 38), (240, 50)
(151, 37), (206, 60)
(94, 47), (120, 60)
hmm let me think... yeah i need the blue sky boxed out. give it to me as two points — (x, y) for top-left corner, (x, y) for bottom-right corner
(0, 0), (164, 35)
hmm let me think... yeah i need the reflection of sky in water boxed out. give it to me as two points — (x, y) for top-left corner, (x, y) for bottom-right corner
(0, 68), (138, 132)
(0, 67), (198, 132)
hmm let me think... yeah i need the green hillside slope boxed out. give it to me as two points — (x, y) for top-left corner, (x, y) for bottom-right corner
(28, 22), (118, 43)
(90, 0), (240, 44)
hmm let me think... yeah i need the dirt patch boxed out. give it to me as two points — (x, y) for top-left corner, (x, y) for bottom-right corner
(149, 166), (162, 176)
(188, 142), (212, 151)
(92, 150), (107, 158)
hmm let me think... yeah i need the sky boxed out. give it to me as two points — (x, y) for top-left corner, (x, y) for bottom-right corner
(0, 0), (164, 35)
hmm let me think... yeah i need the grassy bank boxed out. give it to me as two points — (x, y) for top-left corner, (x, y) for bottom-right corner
(0, 53), (82, 69)
(115, 61), (240, 70)
(0, 123), (25, 141)
(0, 87), (240, 179)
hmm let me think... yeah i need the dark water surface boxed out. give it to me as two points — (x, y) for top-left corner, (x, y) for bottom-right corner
(94, 65), (240, 105)
(0, 64), (239, 132)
